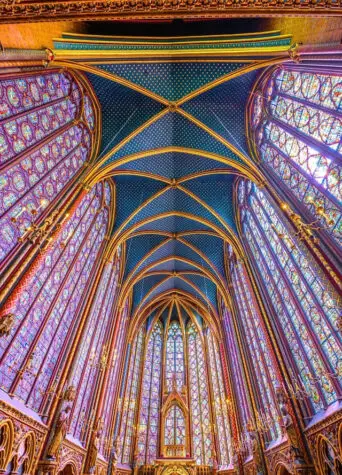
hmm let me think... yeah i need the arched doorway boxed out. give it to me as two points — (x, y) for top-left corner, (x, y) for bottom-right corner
(58, 464), (76, 475)
(276, 464), (292, 475)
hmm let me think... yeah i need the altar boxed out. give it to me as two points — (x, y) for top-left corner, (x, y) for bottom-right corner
(154, 457), (197, 475)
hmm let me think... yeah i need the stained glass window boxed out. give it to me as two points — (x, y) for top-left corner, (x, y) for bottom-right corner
(225, 251), (280, 442)
(164, 405), (186, 447)
(165, 321), (185, 392)
(0, 181), (109, 413)
(206, 330), (232, 467)
(0, 70), (97, 265)
(238, 180), (342, 412)
(221, 301), (251, 441)
(136, 321), (163, 465)
(69, 241), (120, 445)
(119, 327), (145, 464)
(250, 67), (342, 247)
(100, 288), (128, 458)
(187, 322), (214, 466)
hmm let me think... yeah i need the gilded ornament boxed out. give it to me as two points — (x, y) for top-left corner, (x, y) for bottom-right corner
(46, 405), (72, 459)
(85, 418), (104, 474)
(0, 314), (14, 337)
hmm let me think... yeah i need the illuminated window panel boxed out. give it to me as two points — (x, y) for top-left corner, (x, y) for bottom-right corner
(238, 180), (342, 412)
(164, 405), (186, 447)
(187, 322), (214, 466)
(228, 259), (280, 441)
(136, 321), (163, 465)
(221, 301), (251, 434)
(165, 321), (185, 393)
(250, 67), (342, 247)
(207, 330), (232, 467)
(119, 328), (145, 465)
(0, 182), (108, 414)
(0, 71), (96, 264)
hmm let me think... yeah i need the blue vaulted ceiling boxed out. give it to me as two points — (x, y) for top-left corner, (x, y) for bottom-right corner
(54, 31), (293, 322)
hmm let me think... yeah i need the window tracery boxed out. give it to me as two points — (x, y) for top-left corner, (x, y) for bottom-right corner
(221, 303), (251, 446)
(187, 322), (214, 466)
(164, 405), (186, 448)
(165, 321), (185, 393)
(206, 330), (232, 467)
(100, 287), (128, 458)
(136, 321), (163, 465)
(250, 67), (342, 247)
(0, 181), (109, 413)
(119, 327), (145, 464)
(68, 238), (120, 445)
(0, 70), (97, 265)
(237, 180), (342, 412)
(226, 252), (281, 442)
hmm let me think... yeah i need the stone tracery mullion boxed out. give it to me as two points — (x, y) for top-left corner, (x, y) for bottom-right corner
(250, 191), (342, 396)
(0, 189), (97, 365)
(69, 261), (116, 439)
(253, 190), (342, 358)
(232, 269), (279, 441)
(24, 209), (107, 408)
(243, 216), (328, 410)
(2, 189), (102, 399)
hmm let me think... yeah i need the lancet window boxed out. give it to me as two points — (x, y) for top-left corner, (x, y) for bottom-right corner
(237, 180), (342, 413)
(187, 322), (214, 466)
(164, 405), (186, 447)
(221, 301), (251, 441)
(100, 288), (128, 458)
(68, 236), (120, 445)
(250, 67), (342, 248)
(0, 181), (109, 413)
(119, 327), (145, 464)
(165, 321), (185, 392)
(206, 330), (232, 467)
(226, 251), (280, 442)
(0, 70), (97, 265)
(136, 321), (163, 465)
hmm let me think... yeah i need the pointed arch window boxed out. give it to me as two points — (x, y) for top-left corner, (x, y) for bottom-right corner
(0, 70), (97, 265)
(249, 67), (342, 247)
(187, 322), (214, 466)
(136, 321), (163, 465)
(238, 180), (342, 412)
(164, 404), (186, 448)
(206, 330), (232, 467)
(165, 321), (185, 392)
(0, 181), (109, 413)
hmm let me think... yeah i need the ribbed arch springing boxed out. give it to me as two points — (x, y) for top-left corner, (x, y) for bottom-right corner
(136, 321), (163, 465)
(0, 70), (97, 265)
(250, 67), (342, 248)
(165, 321), (185, 393)
(206, 329), (232, 467)
(0, 181), (109, 413)
(187, 322), (214, 466)
(238, 180), (342, 412)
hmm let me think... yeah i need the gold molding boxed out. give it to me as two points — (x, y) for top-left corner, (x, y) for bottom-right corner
(1, 2), (340, 23)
